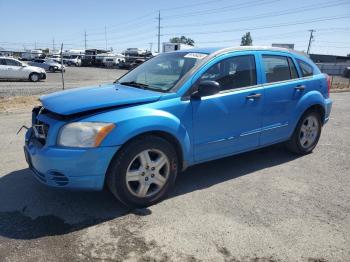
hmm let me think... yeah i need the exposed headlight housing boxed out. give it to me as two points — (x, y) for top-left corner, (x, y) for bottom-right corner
(58, 122), (115, 148)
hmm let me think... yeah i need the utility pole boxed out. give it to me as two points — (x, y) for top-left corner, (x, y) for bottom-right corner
(60, 43), (65, 90)
(149, 42), (153, 52)
(307, 29), (315, 54)
(157, 10), (161, 53)
(84, 31), (87, 50)
(104, 26), (108, 50)
(52, 38), (55, 52)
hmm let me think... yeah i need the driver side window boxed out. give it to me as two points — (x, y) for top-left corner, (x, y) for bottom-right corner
(5, 59), (21, 67)
(200, 55), (257, 91)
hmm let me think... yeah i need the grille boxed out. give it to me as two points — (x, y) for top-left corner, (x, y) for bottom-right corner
(48, 172), (69, 186)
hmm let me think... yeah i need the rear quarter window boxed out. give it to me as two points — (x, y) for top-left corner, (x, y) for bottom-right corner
(296, 59), (314, 77)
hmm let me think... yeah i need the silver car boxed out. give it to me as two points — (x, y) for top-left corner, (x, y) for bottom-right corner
(28, 59), (65, 73)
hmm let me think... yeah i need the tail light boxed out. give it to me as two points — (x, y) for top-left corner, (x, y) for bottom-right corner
(325, 74), (331, 97)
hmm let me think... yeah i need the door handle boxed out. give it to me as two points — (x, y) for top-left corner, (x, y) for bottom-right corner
(246, 93), (262, 100)
(295, 85), (305, 91)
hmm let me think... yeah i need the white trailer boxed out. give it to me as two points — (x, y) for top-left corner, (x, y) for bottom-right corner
(162, 42), (193, 53)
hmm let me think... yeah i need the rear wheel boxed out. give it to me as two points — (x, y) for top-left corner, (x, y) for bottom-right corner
(286, 111), (322, 155)
(29, 73), (40, 82)
(106, 135), (178, 208)
(48, 66), (55, 72)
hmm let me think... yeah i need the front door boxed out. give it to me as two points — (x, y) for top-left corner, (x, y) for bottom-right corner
(191, 54), (264, 162)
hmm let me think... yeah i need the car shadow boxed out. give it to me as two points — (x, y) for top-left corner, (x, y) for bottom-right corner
(0, 144), (298, 240)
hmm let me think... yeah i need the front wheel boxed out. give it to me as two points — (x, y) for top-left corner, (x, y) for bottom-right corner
(106, 136), (178, 208)
(286, 111), (322, 155)
(48, 66), (55, 72)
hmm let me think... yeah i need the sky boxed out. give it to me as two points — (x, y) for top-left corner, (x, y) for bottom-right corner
(0, 0), (349, 56)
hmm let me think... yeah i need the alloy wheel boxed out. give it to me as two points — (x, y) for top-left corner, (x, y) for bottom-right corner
(299, 115), (319, 149)
(126, 149), (170, 198)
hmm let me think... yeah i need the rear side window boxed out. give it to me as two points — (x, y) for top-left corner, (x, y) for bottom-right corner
(200, 55), (257, 91)
(262, 55), (297, 83)
(297, 59), (314, 77)
(288, 57), (298, 79)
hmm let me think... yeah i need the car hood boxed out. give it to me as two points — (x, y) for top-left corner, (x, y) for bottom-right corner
(40, 83), (162, 116)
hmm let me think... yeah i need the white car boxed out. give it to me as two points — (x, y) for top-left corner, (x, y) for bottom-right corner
(0, 57), (46, 82)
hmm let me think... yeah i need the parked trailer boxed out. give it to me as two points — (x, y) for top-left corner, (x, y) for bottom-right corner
(81, 49), (110, 66)
(162, 42), (193, 53)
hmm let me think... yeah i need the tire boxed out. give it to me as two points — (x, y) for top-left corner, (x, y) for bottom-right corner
(29, 73), (40, 82)
(286, 111), (322, 155)
(106, 135), (179, 208)
(48, 66), (55, 73)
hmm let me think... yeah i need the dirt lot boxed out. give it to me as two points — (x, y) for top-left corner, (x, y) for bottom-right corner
(0, 88), (349, 261)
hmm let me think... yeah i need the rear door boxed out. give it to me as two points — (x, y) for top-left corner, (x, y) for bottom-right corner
(0, 58), (9, 78)
(191, 53), (264, 162)
(259, 52), (305, 145)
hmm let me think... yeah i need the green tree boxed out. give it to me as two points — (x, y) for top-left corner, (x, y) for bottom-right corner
(240, 32), (253, 46)
(169, 36), (195, 46)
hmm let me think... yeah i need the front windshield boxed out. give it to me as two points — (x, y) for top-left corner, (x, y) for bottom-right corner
(117, 52), (208, 92)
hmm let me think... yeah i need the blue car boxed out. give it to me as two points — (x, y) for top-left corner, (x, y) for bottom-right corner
(24, 46), (332, 207)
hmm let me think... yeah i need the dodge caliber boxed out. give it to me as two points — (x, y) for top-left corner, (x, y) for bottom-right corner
(24, 46), (332, 207)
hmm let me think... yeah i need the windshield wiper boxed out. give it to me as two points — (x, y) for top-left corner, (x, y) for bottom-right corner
(118, 81), (149, 89)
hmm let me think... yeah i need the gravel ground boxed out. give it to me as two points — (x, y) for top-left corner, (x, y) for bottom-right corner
(0, 67), (127, 97)
(0, 93), (349, 262)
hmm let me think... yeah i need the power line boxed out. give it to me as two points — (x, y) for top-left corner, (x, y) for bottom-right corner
(164, 0), (349, 28)
(163, 0), (279, 19)
(162, 15), (350, 36)
(160, 0), (228, 11)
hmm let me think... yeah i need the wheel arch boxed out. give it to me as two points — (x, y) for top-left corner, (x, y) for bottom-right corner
(114, 130), (186, 171)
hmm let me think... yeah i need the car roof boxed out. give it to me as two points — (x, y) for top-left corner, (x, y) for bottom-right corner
(177, 46), (307, 57)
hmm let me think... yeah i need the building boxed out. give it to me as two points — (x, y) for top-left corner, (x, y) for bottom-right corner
(271, 43), (295, 50)
(309, 54), (350, 63)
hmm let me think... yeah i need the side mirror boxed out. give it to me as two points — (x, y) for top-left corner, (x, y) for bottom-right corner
(191, 80), (220, 98)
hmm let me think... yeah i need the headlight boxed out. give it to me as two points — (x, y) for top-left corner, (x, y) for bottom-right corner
(58, 122), (115, 148)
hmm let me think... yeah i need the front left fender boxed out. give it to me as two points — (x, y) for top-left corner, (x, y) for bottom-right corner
(83, 107), (193, 165)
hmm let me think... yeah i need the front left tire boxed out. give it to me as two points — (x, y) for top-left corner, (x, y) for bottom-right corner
(106, 135), (179, 208)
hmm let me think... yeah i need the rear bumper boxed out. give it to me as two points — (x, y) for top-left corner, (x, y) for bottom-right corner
(24, 130), (119, 190)
(324, 98), (333, 124)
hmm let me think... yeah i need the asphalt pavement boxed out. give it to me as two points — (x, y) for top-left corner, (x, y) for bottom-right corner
(0, 92), (349, 262)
